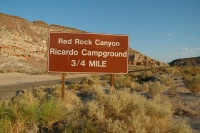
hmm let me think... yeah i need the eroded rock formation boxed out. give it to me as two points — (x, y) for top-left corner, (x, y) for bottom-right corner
(128, 48), (167, 67)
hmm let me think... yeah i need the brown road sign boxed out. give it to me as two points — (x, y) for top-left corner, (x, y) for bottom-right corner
(48, 32), (129, 74)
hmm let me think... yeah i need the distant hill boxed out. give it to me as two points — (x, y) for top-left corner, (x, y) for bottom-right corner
(169, 57), (200, 66)
(0, 13), (168, 72)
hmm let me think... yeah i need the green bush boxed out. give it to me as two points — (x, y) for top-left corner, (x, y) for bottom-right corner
(0, 101), (12, 132)
(0, 86), (82, 133)
(37, 97), (67, 132)
(0, 95), (39, 133)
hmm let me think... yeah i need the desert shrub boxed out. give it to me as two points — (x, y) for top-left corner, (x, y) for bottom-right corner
(5, 68), (16, 73)
(0, 79), (193, 133)
(180, 66), (200, 76)
(76, 76), (103, 96)
(143, 70), (154, 78)
(79, 75), (108, 91)
(67, 83), (81, 91)
(161, 76), (178, 95)
(0, 100), (12, 132)
(164, 67), (180, 75)
(100, 74), (111, 80)
(182, 74), (191, 81)
(0, 117), (12, 133)
(114, 74), (133, 89)
(29, 70), (44, 75)
(86, 75), (109, 87)
(173, 101), (198, 117)
(1, 69), (8, 73)
(142, 82), (150, 92)
(114, 74), (126, 88)
(123, 76), (134, 88)
(84, 75), (100, 85)
(0, 94), (39, 133)
(168, 85), (178, 96)
(137, 71), (155, 82)
(134, 82), (143, 91)
(148, 81), (166, 97)
(129, 71), (141, 78)
(64, 117), (100, 133)
(31, 86), (47, 100)
(63, 90), (82, 109)
(0, 85), (82, 133)
(82, 88), (192, 133)
(100, 78), (109, 87)
(37, 97), (67, 132)
(161, 77), (175, 87)
(169, 120), (193, 133)
(23, 88), (81, 132)
(132, 82), (150, 92)
(50, 84), (63, 98)
(17, 69), (28, 73)
(185, 74), (200, 93)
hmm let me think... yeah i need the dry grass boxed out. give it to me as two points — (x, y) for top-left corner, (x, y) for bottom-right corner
(173, 101), (198, 117)
(114, 74), (134, 89)
(161, 77), (175, 87)
(1, 67), (198, 133)
(184, 74), (200, 94)
(0, 83), (193, 133)
(180, 67), (200, 77)
(148, 81), (166, 97)
(82, 87), (192, 133)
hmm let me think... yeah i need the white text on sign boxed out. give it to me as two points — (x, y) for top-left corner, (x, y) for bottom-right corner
(58, 38), (120, 47)
(50, 48), (127, 58)
(70, 60), (107, 68)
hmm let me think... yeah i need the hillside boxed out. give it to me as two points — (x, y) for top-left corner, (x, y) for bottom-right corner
(169, 56), (200, 66)
(128, 48), (167, 68)
(0, 13), (167, 72)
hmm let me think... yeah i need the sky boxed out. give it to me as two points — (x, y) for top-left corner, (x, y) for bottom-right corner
(0, 0), (200, 62)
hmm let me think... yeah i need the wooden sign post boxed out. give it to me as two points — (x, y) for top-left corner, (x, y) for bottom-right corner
(61, 73), (65, 100)
(111, 74), (115, 88)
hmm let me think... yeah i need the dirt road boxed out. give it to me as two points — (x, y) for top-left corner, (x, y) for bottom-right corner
(0, 73), (89, 99)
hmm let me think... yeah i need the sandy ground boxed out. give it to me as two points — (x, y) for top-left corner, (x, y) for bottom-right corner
(0, 73), (90, 86)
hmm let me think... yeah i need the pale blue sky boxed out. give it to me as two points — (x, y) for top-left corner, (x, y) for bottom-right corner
(0, 0), (200, 62)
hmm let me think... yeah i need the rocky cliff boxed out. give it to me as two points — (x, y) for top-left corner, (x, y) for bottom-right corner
(128, 48), (167, 68)
(169, 56), (200, 66)
(0, 13), (167, 72)
(0, 13), (84, 72)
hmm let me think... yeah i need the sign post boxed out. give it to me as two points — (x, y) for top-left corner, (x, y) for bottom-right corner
(61, 73), (65, 100)
(111, 74), (115, 88)
(48, 32), (129, 98)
